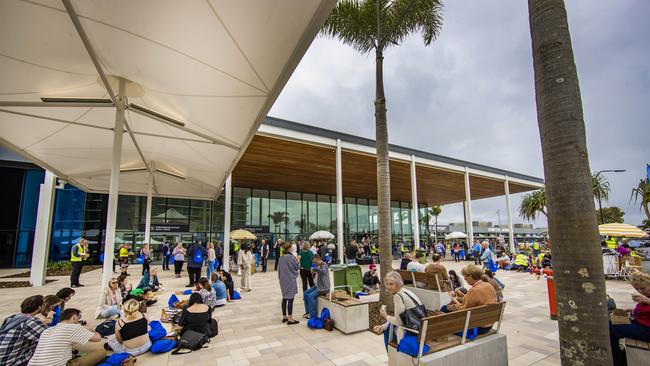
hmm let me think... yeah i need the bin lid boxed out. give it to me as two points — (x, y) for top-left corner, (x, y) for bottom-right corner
(331, 264), (347, 271)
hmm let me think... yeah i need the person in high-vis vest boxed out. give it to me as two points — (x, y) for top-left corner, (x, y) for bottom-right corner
(70, 238), (90, 287)
(606, 237), (618, 250)
(370, 243), (378, 258)
(532, 241), (540, 256)
(118, 243), (131, 276)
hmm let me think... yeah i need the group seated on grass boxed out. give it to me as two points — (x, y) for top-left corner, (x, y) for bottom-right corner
(0, 268), (238, 365)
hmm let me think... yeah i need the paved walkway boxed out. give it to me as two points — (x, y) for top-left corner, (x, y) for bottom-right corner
(0, 259), (636, 366)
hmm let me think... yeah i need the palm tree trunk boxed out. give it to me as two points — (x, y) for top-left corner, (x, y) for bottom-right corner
(528, 1), (611, 364)
(375, 48), (393, 311)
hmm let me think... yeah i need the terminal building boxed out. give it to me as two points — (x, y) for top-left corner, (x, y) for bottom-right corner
(0, 116), (544, 268)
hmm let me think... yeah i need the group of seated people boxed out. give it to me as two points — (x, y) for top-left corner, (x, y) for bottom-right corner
(494, 251), (552, 272)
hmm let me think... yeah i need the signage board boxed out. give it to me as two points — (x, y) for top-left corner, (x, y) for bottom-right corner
(238, 225), (270, 234)
(139, 224), (189, 232)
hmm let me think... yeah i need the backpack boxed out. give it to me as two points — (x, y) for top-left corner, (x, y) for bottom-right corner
(168, 294), (180, 308)
(207, 318), (219, 338)
(215, 246), (223, 257)
(151, 339), (177, 354)
(397, 333), (430, 357)
(97, 353), (132, 366)
(193, 247), (204, 264)
(172, 330), (208, 354)
(148, 320), (166, 342)
(307, 307), (331, 329)
(95, 319), (116, 337)
(232, 291), (241, 300)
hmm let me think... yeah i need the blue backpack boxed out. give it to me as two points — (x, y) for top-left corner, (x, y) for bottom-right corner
(148, 321), (166, 342)
(397, 333), (430, 356)
(98, 353), (131, 366)
(232, 291), (241, 300)
(168, 294), (180, 308)
(307, 307), (330, 329)
(151, 339), (177, 354)
(193, 247), (204, 264)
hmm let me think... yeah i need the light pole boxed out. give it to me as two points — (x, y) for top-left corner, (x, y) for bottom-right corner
(594, 169), (626, 224)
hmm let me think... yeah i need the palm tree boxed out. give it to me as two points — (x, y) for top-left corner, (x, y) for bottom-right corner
(430, 206), (442, 243)
(528, 0), (611, 364)
(322, 0), (443, 309)
(518, 188), (547, 221)
(631, 178), (650, 221)
(592, 171), (611, 203)
(268, 211), (288, 237)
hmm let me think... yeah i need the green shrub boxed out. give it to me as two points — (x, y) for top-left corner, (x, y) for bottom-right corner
(47, 261), (71, 271)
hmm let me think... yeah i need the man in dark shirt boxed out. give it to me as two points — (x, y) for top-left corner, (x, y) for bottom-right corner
(186, 241), (207, 287)
(363, 264), (381, 292)
(259, 239), (270, 272)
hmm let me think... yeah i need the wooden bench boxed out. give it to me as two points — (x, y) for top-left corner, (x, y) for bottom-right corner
(388, 302), (507, 366)
(625, 339), (650, 366)
(317, 294), (369, 334)
(395, 269), (451, 311)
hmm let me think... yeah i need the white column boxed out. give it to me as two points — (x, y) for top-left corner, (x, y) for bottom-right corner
(336, 139), (344, 263)
(223, 174), (232, 271)
(504, 176), (515, 253)
(464, 167), (474, 244)
(29, 171), (56, 286)
(101, 79), (126, 289)
(143, 174), (153, 244)
(410, 155), (420, 249)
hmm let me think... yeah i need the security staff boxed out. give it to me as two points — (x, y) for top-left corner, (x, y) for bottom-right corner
(70, 238), (90, 287)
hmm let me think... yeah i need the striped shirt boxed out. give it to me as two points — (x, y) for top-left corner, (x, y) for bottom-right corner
(27, 323), (94, 366)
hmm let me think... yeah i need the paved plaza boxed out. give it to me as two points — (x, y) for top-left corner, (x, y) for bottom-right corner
(0, 259), (636, 366)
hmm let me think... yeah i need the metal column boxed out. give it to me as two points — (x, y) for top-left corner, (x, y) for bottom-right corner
(336, 139), (344, 263)
(464, 167), (474, 244)
(144, 174), (153, 244)
(101, 79), (126, 289)
(410, 155), (420, 249)
(29, 170), (56, 286)
(223, 175), (232, 271)
(504, 176), (515, 253)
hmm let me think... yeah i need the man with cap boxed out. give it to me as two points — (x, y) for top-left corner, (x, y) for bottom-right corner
(362, 264), (381, 292)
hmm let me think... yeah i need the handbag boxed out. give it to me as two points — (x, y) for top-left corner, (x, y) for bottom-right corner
(95, 319), (116, 337)
(172, 330), (209, 354)
(207, 318), (219, 338)
(397, 291), (427, 335)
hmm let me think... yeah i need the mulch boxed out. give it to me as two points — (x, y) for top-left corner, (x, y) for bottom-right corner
(368, 301), (384, 331)
(0, 265), (103, 278)
(0, 279), (57, 288)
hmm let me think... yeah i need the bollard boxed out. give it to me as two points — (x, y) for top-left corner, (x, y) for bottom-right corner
(544, 268), (557, 320)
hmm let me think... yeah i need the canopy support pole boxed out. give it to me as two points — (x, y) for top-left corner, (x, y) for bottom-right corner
(144, 174), (153, 244)
(410, 155), (420, 249)
(29, 170), (56, 287)
(223, 175), (232, 271)
(504, 176), (515, 254)
(464, 167), (474, 245)
(101, 79), (126, 290)
(336, 139), (344, 263)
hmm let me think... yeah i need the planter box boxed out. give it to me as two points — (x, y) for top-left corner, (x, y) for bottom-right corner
(317, 296), (369, 334)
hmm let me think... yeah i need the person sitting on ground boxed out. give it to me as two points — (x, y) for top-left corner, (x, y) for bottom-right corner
(37, 295), (62, 326)
(136, 268), (161, 292)
(482, 269), (504, 302)
(425, 254), (450, 290)
(511, 252), (530, 272)
(363, 264), (381, 292)
(443, 265), (497, 335)
(197, 277), (219, 310)
(130, 287), (157, 308)
(448, 270), (465, 292)
(406, 252), (425, 273)
(609, 271), (650, 365)
(117, 274), (132, 301)
(96, 278), (123, 319)
(210, 272), (229, 306)
(55, 288), (75, 311)
(302, 254), (330, 319)
(496, 253), (511, 270)
(177, 293), (211, 336)
(28, 308), (105, 366)
(219, 270), (235, 300)
(104, 299), (151, 356)
(399, 252), (412, 270)
(541, 253), (552, 269)
(0, 295), (48, 366)
(374, 271), (424, 350)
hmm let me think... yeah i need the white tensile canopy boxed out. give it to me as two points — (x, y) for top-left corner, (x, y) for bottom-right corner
(0, 0), (336, 287)
(445, 231), (468, 240)
(0, 0), (335, 199)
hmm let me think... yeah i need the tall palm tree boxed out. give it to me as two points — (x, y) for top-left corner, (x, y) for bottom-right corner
(592, 171), (611, 203)
(322, 0), (443, 309)
(528, 1), (611, 364)
(268, 211), (288, 237)
(518, 188), (547, 221)
(631, 178), (650, 221)
(430, 206), (442, 243)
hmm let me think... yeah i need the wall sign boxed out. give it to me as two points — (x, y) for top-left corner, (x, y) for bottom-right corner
(139, 224), (190, 232)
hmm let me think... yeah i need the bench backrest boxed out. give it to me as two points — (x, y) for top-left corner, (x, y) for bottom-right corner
(420, 302), (506, 344)
(395, 269), (448, 291)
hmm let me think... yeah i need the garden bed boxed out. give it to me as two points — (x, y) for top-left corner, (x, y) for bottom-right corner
(1, 265), (103, 278)
(0, 279), (57, 288)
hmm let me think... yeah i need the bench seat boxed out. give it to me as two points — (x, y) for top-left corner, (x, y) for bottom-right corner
(625, 338), (650, 366)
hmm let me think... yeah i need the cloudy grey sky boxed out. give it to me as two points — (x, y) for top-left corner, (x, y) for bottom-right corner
(270, 0), (650, 227)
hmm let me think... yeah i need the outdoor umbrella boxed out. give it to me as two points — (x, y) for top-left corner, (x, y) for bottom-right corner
(599, 223), (649, 238)
(445, 231), (468, 240)
(230, 229), (257, 240)
(309, 230), (335, 240)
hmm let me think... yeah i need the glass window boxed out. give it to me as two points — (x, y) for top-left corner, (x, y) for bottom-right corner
(286, 192), (302, 234)
(252, 189), (269, 227)
(190, 200), (211, 232)
(150, 197), (166, 224)
(391, 201), (401, 236)
(345, 197), (357, 234)
(401, 202), (412, 235)
(166, 198), (190, 224)
(212, 195), (224, 232)
(317, 194), (331, 232)
(231, 187), (251, 228)
(117, 195), (139, 230)
(302, 193), (317, 233)
(357, 198), (369, 234)
(369, 199), (378, 234)
(269, 190), (286, 235)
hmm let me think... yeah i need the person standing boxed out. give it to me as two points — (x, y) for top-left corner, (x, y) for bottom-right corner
(140, 243), (151, 275)
(472, 240), (482, 265)
(0, 295), (48, 366)
(479, 241), (495, 269)
(237, 243), (253, 291)
(206, 242), (216, 282)
(259, 239), (270, 273)
(186, 241), (207, 287)
(273, 239), (282, 271)
(172, 243), (186, 278)
(277, 242), (299, 325)
(118, 243), (131, 276)
(70, 238), (89, 288)
(345, 240), (358, 264)
(215, 242), (224, 271)
(161, 242), (170, 271)
(303, 254), (330, 319)
(298, 242), (314, 293)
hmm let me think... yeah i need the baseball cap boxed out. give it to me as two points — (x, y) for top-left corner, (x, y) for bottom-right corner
(369, 264), (376, 270)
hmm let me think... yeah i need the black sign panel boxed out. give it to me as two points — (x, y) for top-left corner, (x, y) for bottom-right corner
(139, 224), (189, 232)
(239, 225), (270, 234)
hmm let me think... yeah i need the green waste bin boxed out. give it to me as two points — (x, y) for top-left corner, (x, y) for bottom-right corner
(331, 264), (363, 296)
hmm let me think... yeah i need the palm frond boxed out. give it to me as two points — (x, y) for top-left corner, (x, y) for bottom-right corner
(321, 0), (377, 54)
(380, 0), (443, 50)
